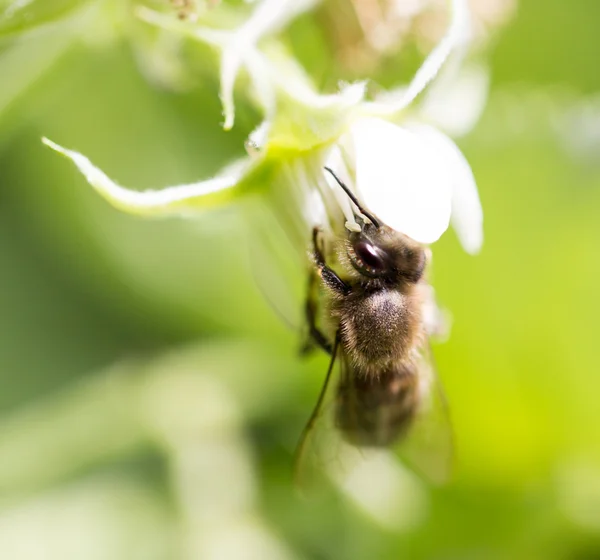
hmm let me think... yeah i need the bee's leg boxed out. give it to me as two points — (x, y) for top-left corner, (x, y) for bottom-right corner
(301, 227), (348, 356)
(302, 265), (333, 355)
(311, 227), (351, 296)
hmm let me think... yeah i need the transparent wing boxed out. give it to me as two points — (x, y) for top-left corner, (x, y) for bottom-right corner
(293, 335), (349, 494)
(293, 342), (391, 497)
(294, 340), (454, 495)
(294, 350), (396, 495)
(245, 200), (305, 332)
(394, 343), (455, 486)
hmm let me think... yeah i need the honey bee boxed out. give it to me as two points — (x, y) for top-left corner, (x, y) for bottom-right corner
(295, 167), (453, 486)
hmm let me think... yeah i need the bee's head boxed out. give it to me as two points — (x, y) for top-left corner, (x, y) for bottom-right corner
(323, 167), (426, 284)
(346, 224), (426, 284)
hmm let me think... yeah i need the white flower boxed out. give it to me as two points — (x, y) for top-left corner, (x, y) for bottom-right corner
(136, 0), (318, 130)
(42, 0), (483, 255)
(322, 115), (483, 253)
(314, 0), (483, 252)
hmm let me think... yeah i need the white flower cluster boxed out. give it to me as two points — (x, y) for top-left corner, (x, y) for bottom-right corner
(43, 0), (484, 254)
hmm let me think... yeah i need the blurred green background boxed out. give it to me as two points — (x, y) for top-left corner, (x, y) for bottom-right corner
(2, 0), (600, 559)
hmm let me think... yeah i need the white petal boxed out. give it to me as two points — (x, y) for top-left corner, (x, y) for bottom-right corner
(220, 45), (244, 130)
(243, 48), (276, 119)
(246, 120), (271, 154)
(283, 79), (366, 111)
(223, 0), (317, 127)
(420, 63), (490, 137)
(351, 118), (453, 244)
(240, 0), (318, 42)
(370, 0), (471, 115)
(42, 138), (249, 216)
(407, 124), (483, 253)
(221, 45), (275, 130)
(138, 0), (316, 130)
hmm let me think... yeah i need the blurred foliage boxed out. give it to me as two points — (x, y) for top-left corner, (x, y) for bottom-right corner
(0, 0), (89, 35)
(2, 1), (600, 559)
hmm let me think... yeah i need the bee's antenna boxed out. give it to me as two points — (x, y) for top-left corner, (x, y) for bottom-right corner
(323, 167), (380, 228)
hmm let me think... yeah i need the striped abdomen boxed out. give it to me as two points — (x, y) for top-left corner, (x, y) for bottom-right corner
(335, 361), (420, 447)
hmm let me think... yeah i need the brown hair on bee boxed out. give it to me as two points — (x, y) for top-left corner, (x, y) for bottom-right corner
(330, 221), (427, 375)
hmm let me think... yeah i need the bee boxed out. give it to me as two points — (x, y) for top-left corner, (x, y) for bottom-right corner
(295, 167), (452, 486)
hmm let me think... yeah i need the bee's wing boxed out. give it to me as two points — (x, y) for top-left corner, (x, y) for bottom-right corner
(394, 343), (454, 485)
(293, 338), (371, 494)
(246, 202), (306, 332)
(294, 342), (454, 493)
(293, 335), (341, 492)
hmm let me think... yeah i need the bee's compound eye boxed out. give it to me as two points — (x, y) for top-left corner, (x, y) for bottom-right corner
(354, 241), (387, 273)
